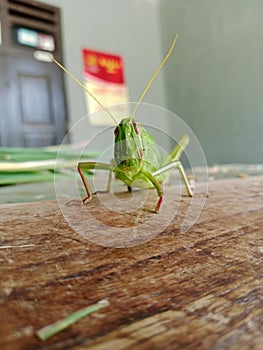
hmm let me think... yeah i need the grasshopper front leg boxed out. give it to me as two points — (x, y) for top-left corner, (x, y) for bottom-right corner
(133, 171), (163, 213)
(78, 162), (114, 204)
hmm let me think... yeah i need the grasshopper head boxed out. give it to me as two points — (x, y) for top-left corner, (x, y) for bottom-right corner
(114, 118), (144, 173)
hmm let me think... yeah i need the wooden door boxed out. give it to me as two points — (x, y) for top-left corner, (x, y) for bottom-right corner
(0, 0), (67, 147)
(1, 54), (67, 147)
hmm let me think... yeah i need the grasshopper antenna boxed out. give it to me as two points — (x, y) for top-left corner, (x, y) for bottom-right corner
(48, 54), (119, 125)
(130, 34), (179, 120)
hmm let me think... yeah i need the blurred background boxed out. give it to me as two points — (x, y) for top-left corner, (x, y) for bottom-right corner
(42, 0), (263, 164)
(0, 0), (262, 167)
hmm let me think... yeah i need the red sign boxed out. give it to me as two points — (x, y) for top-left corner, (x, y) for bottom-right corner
(82, 48), (129, 126)
(83, 49), (125, 84)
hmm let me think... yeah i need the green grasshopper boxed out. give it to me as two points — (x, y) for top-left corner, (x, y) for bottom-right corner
(51, 35), (193, 213)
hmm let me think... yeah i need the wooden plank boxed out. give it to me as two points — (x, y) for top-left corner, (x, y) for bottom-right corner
(0, 176), (262, 349)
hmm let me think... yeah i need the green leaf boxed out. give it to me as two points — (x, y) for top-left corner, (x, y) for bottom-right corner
(0, 145), (99, 184)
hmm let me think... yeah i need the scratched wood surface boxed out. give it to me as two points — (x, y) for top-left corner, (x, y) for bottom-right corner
(0, 176), (262, 350)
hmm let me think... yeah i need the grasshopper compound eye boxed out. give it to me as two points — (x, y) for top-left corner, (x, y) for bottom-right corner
(114, 126), (119, 136)
(132, 122), (142, 135)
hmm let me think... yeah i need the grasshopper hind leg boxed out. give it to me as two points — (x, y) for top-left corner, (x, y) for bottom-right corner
(153, 160), (193, 197)
(177, 162), (193, 197)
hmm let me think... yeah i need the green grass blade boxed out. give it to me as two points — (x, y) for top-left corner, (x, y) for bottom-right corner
(0, 171), (56, 185)
(0, 145), (100, 178)
(36, 299), (109, 341)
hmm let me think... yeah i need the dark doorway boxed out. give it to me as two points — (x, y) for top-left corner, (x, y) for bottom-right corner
(0, 0), (68, 147)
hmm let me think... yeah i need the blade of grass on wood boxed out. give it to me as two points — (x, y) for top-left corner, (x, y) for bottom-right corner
(36, 299), (110, 341)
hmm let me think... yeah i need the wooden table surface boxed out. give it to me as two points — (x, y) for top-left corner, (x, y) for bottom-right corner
(0, 176), (262, 350)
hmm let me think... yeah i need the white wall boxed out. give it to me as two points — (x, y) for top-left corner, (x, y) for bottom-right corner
(160, 0), (263, 163)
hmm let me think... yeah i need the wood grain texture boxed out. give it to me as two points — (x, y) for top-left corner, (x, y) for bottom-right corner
(0, 176), (262, 350)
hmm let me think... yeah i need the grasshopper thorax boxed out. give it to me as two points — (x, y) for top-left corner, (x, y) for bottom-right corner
(114, 117), (144, 173)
